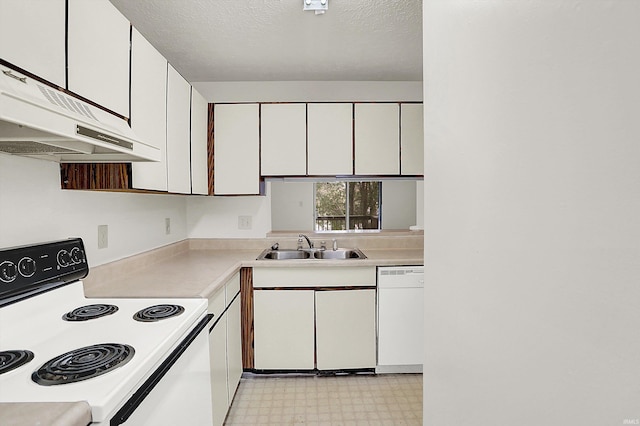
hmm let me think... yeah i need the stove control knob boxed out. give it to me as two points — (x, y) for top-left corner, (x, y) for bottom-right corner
(0, 260), (17, 283)
(18, 257), (36, 277)
(57, 250), (71, 267)
(69, 247), (84, 265)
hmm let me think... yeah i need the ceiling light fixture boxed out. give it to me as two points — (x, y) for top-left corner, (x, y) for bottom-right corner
(304, 0), (328, 15)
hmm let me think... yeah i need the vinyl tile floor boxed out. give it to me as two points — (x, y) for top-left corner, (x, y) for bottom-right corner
(224, 373), (423, 425)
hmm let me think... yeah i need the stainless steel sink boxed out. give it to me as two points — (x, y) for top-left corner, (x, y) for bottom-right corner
(258, 249), (312, 260)
(313, 248), (366, 260)
(256, 248), (366, 260)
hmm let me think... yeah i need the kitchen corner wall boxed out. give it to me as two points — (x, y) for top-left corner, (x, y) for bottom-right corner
(0, 154), (187, 267)
(0, 82), (422, 266)
(187, 80), (424, 238)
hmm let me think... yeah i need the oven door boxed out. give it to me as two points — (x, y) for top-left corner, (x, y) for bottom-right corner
(109, 314), (214, 426)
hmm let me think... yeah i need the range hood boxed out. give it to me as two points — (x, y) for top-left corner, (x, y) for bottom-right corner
(0, 66), (160, 163)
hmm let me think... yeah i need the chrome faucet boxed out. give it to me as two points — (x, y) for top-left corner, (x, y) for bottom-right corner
(299, 234), (314, 249)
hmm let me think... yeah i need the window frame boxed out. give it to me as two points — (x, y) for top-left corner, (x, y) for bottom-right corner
(313, 181), (382, 232)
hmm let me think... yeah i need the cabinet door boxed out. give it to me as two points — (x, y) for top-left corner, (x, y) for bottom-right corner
(166, 65), (192, 194)
(209, 317), (228, 426)
(253, 290), (315, 370)
(191, 88), (209, 195)
(67, 0), (130, 116)
(226, 296), (243, 403)
(401, 103), (424, 175)
(214, 104), (260, 195)
(0, 0), (65, 87)
(130, 28), (168, 191)
(261, 104), (306, 176)
(315, 289), (377, 370)
(307, 103), (353, 175)
(354, 103), (400, 175)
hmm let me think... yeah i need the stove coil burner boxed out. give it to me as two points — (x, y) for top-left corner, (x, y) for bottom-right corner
(32, 343), (134, 386)
(133, 304), (185, 322)
(62, 304), (119, 321)
(0, 350), (34, 375)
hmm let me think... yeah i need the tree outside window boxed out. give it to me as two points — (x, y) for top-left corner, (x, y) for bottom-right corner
(315, 182), (381, 231)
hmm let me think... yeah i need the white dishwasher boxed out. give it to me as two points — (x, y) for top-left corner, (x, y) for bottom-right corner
(377, 265), (424, 374)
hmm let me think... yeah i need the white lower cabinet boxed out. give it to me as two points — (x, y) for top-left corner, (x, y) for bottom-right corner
(315, 289), (377, 370)
(252, 267), (376, 371)
(209, 313), (228, 426)
(208, 272), (242, 426)
(253, 290), (315, 370)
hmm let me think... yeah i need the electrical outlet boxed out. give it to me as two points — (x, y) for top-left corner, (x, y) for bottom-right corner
(238, 215), (252, 230)
(165, 218), (171, 235)
(98, 225), (108, 249)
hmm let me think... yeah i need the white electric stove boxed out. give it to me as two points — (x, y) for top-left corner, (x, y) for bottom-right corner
(0, 238), (213, 425)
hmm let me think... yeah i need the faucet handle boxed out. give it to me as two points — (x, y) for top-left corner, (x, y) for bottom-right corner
(320, 240), (326, 250)
(332, 239), (338, 250)
(297, 238), (303, 250)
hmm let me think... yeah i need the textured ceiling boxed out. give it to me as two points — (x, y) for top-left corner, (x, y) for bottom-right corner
(108, 0), (422, 82)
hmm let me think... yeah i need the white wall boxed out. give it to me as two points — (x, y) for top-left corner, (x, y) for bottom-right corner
(186, 190), (272, 239)
(269, 180), (418, 231)
(270, 181), (315, 231)
(0, 154), (187, 267)
(192, 81), (422, 103)
(424, 1), (640, 425)
(381, 180), (416, 230)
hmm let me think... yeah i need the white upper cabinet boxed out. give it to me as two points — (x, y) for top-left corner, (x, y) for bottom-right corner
(190, 88), (209, 195)
(354, 103), (400, 175)
(307, 103), (353, 176)
(0, 0), (66, 87)
(130, 28), (168, 192)
(401, 103), (424, 175)
(166, 65), (192, 194)
(260, 104), (306, 176)
(214, 104), (260, 195)
(67, 0), (130, 117)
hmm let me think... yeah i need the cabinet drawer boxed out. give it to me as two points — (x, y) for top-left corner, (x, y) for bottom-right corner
(253, 267), (375, 288)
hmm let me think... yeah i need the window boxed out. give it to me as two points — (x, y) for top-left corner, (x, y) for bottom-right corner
(314, 182), (381, 231)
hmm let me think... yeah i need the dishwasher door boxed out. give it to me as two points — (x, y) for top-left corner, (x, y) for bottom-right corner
(377, 266), (424, 373)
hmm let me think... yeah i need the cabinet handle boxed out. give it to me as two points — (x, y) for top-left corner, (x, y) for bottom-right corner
(2, 69), (27, 83)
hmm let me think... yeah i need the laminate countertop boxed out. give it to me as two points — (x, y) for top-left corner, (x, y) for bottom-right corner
(83, 246), (424, 299)
(0, 402), (92, 426)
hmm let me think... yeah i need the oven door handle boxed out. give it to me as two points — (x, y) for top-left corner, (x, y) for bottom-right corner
(110, 313), (214, 426)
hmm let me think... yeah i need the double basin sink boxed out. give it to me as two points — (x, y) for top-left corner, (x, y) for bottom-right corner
(256, 248), (366, 261)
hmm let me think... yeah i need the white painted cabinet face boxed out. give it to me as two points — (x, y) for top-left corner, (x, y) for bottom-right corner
(253, 290), (315, 370)
(67, 0), (130, 117)
(166, 65), (192, 194)
(315, 289), (377, 370)
(214, 104), (260, 195)
(190, 89), (209, 195)
(226, 296), (243, 402)
(131, 29), (168, 192)
(307, 103), (354, 176)
(401, 103), (424, 175)
(261, 104), (307, 176)
(209, 314), (228, 426)
(0, 0), (66, 87)
(355, 103), (400, 175)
